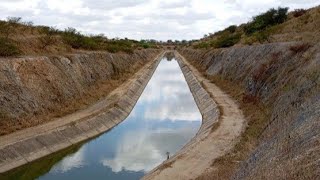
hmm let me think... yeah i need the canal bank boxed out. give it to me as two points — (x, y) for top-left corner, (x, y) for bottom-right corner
(0, 51), (165, 174)
(1, 51), (246, 179)
(1, 52), (203, 179)
(143, 51), (246, 180)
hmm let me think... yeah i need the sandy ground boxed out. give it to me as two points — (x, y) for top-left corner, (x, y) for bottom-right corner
(143, 52), (246, 180)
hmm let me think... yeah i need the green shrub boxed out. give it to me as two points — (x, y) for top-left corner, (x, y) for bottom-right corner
(211, 25), (238, 37)
(225, 25), (237, 33)
(244, 7), (289, 35)
(243, 36), (255, 45)
(142, 43), (150, 49)
(213, 33), (242, 48)
(62, 27), (84, 49)
(62, 27), (99, 50)
(0, 38), (20, 56)
(105, 45), (118, 53)
(104, 39), (135, 53)
(39, 26), (61, 35)
(253, 30), (271, 43)
(193, 42), (210, 49)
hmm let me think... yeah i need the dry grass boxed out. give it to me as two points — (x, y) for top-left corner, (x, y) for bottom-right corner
(289, 43), (311, 53)
(195, 76), (271, 180)
(271, 6), (320, 43)
(157, 161), (175, 171)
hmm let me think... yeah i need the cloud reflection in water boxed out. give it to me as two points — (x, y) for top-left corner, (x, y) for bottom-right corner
(51, 147), (86, 173)
(101, 126), (198, 172)
(102, 59), (201, 173)
(37, 58), (201, 179)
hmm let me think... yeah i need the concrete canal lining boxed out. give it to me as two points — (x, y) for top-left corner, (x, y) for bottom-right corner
(0, 51), (165, 173)
(0, 50), (245, 178)
(143, 51), (245, 180)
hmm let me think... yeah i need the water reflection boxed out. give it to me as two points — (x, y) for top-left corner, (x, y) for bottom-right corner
(9, 58), (201, 180)
(51, 147), (86, 173)
(99, 58), (201, 175)
(101, 126), (198, 173)
(141, 59), (200, 121)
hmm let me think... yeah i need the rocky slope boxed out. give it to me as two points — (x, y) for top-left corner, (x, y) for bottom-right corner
(179, 42), (319, 179)
(0, 49), (161, 135)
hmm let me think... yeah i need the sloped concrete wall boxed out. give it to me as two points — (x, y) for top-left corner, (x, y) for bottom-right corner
(0, 52), (164, 173)
(143, 51), (221, 179)
(0, 49), (160, 121)
(176, 53), (220, 137)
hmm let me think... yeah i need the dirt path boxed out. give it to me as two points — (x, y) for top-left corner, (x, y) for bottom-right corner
(143, 52), (246, 179)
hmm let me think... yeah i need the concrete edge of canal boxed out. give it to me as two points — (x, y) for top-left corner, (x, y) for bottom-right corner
(0, 51), (165, 174)
(143, 51), (245, 180)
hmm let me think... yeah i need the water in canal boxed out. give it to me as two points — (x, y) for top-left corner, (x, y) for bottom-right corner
(3, 58), (202, 180)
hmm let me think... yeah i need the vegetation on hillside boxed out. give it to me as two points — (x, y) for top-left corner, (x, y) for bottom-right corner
(243, 7), (289, 35)
(192, 6), (319, 49)
(0, 6), (318, 55)
(0, 17), (159, 57)
(0, 37), (20, 56)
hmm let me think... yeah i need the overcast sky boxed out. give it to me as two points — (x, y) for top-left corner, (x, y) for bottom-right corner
(0, 0), (319, 40)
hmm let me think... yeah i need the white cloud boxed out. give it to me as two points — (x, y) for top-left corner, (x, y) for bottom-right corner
(137, 59), (201, 122)
(0, 0), (319, 40)
(101, 126), (199, 172)
(51, 147), (86, 173)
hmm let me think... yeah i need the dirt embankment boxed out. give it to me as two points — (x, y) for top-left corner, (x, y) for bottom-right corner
(179, 42), (319, 179)
(0, 49), (161, 135)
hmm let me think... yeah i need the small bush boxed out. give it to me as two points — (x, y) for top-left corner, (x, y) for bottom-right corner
(62, 27), (99, 50)
(104, 39), (136, 53)
(289, 43), (311, 53)
(243, 36), (256, 45)
(6, 17), (22, 25)
(213, 33), (242, 48)
(211, 25), (238, 37)
(244, 7), (289, 35)
(38, 27), (58, 49)
(193, 42), (210, 49)
(0, 21), (12, 38)
(293, 9), (307, 17)
(253, 30), (271, 43)
(225, 25), (237, 33)
(142, 43), (150, 49)
(0, 38), (20, 56)
(105, 45), (120, 53)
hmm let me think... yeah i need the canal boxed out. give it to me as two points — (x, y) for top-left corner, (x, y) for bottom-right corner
(2, 57), (202, 180)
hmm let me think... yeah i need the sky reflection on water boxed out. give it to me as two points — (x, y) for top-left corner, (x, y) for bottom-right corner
(38, 58), (201, 180)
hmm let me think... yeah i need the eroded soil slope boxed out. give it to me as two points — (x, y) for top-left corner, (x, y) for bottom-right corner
(0, 49), (161, 135)
(179, 42), (319, 179)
